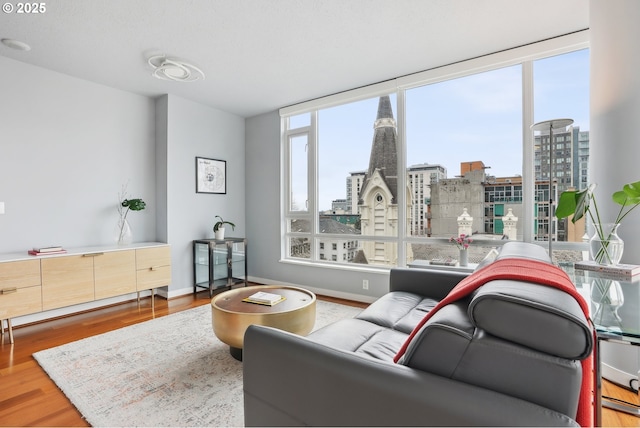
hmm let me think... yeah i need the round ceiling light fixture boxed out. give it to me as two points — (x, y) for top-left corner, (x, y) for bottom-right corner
(1, 38), (31, 51)
(147, 55), (205, 82)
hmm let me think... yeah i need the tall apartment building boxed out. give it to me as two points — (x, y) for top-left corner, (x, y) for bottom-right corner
(534, 125), (589, 192)
(534, 125), (590, 241)
(407, 163), (447, 236)
(346, 171), (365, 214)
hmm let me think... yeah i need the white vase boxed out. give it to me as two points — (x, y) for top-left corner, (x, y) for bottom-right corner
(215, 228), (225, 240)
(589, 223), (624, 266)
(459, 249), (468, 267)
(115, 218), (133, 245)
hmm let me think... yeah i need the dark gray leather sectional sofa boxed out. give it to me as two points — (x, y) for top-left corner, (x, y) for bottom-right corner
(243, 242), (593, 426)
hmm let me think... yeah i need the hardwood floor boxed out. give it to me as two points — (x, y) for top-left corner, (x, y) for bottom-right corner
(0, 290), (637, 427)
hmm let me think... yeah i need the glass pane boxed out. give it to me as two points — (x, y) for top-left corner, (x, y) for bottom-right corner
(213, 245), (227, 282)
(194, 242), (209, 286)
(230, 242), (245, 279)
(533, 49), (590, 243)
(406, 65), (522, 240)
(317, 236), (360, 262)
(317, 95), (398, 269)
(290, 134), (308, 212)
(289, 113), (310, 129)
(289, 237), (310, 259)
(288, 218), (310, 233)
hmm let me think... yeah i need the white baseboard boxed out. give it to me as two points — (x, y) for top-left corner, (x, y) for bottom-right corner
(247, 276), (377, 304)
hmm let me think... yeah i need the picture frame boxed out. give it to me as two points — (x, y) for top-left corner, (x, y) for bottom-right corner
(196, 157), (226, 194)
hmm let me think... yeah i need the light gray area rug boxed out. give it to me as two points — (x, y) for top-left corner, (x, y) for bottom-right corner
(33, 300), (362, 427)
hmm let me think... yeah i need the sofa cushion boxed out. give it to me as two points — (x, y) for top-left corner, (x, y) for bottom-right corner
(356, 291), (439, 334)
(468, 280), (592, 359)
(308, 318), (407, 361)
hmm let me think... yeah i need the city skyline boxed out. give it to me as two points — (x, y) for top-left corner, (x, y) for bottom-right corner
(316, 49), (589, 211)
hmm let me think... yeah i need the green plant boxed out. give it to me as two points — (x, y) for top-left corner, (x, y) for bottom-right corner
(556, 180), (640, 262)
(116, 184), (146, 243)
(213, 215), (235, 232)
(121, 198), (146, 214)
(117, 184), (146, 222)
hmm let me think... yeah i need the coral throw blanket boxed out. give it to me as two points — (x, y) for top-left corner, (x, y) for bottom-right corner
(393, 258), (595, 427)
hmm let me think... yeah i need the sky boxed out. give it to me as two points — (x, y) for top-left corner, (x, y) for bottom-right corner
(307, 49), (590, 211)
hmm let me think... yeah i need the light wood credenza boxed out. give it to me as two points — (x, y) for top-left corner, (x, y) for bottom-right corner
(0, 242), (171, 344)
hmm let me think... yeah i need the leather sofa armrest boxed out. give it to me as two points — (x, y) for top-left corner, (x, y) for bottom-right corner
(389, 267), (468, 299)
(243, 325), (579, 427)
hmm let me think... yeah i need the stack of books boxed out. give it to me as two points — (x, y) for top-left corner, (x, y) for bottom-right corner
(574, 260), (640, 280)
(28, 246), (67, 256)
(242, 291), (286, 306)
(431, 258), (457, 266)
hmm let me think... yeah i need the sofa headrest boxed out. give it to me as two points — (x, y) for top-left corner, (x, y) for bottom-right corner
(468, 280), (592, 360)
(495, 242), (551, 263)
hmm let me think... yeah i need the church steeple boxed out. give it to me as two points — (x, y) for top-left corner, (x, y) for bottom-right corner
(360, 95), (398, 203)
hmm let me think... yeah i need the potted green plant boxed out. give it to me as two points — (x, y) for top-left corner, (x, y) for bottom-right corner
(556, 180), (640, 265)
(213, 215), (235, 240)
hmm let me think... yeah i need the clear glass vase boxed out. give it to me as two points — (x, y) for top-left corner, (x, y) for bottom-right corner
(115, 218), (133, 245)
(589, 223), (624, 266)
(590, 278), (624, 328)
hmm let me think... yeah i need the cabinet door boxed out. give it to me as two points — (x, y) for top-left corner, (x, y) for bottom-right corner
(0, 285), (42, 319)
(0, 260), (43, 318)
(229, 241), (246, 281)
(94, 250), (136, 300)
(136, 246), (171, 291)
(42, 255), (94, 311)
(0, 259), (41, 288)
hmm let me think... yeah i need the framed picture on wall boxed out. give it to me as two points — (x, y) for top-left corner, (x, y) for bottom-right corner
(196, 157), (226, 194)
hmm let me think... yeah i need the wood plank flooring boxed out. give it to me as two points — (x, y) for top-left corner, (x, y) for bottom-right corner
(0, 290), (637, 427)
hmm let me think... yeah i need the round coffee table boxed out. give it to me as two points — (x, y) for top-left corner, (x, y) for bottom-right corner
(211, 285), (316, 360)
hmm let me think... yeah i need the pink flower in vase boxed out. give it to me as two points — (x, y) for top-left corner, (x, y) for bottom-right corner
(450, 234), (473, 250)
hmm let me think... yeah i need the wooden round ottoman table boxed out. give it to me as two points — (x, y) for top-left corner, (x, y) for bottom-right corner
(211, 285), (316, 360)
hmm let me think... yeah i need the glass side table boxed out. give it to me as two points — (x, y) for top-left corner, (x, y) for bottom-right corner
(193, 238), (247, 297)
(561, 263), (640, 426)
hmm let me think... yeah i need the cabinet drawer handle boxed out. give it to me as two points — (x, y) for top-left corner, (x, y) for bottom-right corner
(83, 252), (104, 257)
(150, 266), (160, 271)
(0, 288), (18, 295)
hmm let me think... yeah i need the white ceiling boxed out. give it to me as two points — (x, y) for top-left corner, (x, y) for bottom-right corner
(0, 0), (588, 118)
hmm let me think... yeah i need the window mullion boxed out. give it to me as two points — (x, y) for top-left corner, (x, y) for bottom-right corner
(396, 89), (407, 266)
(309, 111), (318, 259)
(522, 60), (535, 243)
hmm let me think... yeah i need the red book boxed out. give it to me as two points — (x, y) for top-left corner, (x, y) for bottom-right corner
(28, 249), (67, 256)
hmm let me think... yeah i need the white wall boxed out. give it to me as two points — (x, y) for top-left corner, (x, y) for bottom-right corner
(0, 56), (156, 252)
(159, 94), (245, 295)
(0, 57), (245, 325)
(590, 0), (640, 262)
(590, 0), (640, 393)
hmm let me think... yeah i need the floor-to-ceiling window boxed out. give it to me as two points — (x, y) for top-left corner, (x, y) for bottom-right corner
(282, 33), (589, 269)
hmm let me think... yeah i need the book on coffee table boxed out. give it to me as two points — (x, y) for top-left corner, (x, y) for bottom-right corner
(243, 291), (286, 306)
